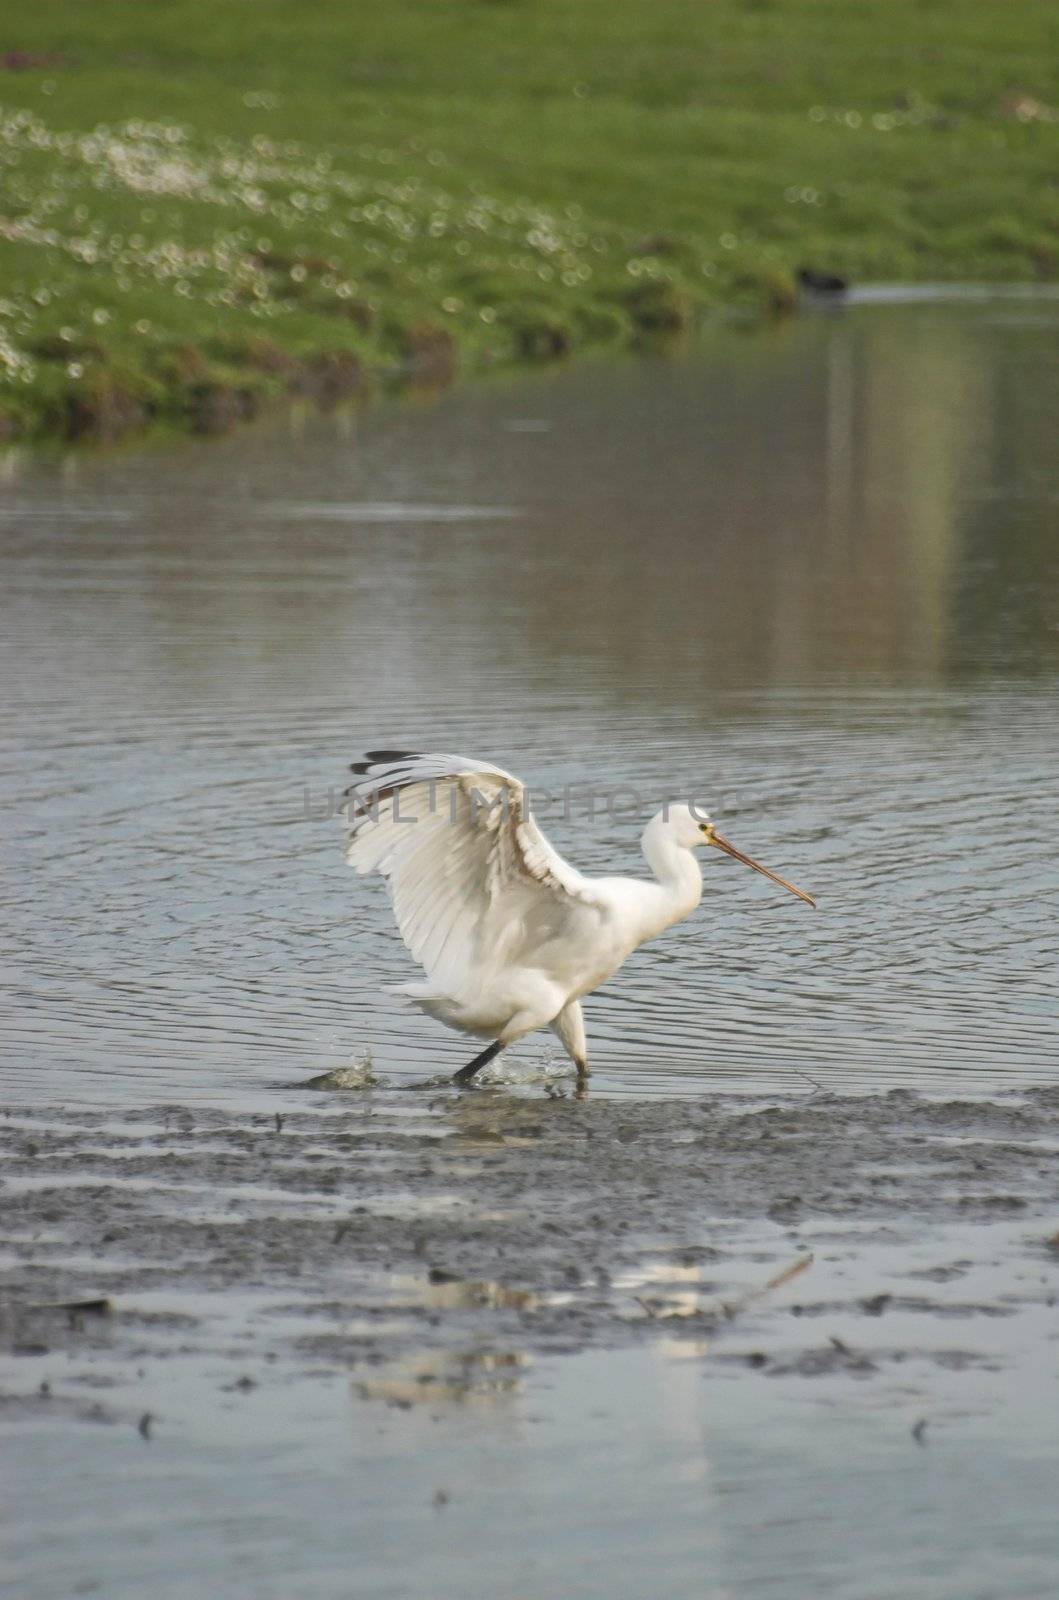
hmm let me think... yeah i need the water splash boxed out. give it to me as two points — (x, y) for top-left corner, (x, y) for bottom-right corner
(479, 1043), (572, 1088)
(304, 1046), (379, 1091)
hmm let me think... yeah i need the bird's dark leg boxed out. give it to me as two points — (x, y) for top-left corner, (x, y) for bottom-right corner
(452, 1039), (506, 1086)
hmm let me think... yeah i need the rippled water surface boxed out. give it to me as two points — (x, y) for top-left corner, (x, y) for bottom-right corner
(2, 300), (1058, 1104)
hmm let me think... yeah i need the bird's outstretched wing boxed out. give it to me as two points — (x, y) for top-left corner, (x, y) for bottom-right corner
(344, 751), (597, 994)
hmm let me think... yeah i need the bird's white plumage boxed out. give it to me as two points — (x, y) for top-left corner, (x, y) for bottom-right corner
(345, 754), (605, 1025)
(344, 749), (814, 1081)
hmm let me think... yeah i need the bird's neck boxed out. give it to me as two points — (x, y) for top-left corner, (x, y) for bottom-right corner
(637, 817), (703, 940)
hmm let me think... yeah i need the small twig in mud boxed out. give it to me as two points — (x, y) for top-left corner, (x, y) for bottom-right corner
(30, 1297), (112, 1320)
(911, 1418), (929, 1446)
(274, 1113), (285, 1134)
(720, 1253), (814, 1320)
(138, 1412), (154, 1440)
(765, 1256), (815, 1293)
(795, 1068), (825, 1096)
(827, 1333), (876, 1373)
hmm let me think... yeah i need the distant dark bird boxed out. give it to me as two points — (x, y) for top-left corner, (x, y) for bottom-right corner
(798, 267), (849, 295)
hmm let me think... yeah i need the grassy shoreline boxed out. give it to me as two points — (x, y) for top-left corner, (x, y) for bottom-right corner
(2, 0), (1057, 443)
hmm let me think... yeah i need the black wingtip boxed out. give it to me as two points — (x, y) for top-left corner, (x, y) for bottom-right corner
(348, 749), (418, 776)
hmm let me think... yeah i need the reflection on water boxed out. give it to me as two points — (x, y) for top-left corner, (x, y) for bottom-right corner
(355, 1347), (527, 1410)
(1, 301), (1057, 1103)
(387, 1271), (546, 1313)
(618, 1251), (813, 1329)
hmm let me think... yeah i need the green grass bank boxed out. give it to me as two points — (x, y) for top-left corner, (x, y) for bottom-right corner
(1, 0), (1058, 442)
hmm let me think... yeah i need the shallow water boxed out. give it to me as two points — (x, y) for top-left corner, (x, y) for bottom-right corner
(9, 1332), (1058, 1600)
(2, 299), (1058, 1103)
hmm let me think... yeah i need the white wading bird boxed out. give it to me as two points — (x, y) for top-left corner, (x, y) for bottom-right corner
(345, 751), (815, 1088)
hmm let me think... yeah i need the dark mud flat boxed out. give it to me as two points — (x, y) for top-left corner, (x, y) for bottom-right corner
(4, 1086), (1058, 1367)
(3, 1085), (1059, 1598)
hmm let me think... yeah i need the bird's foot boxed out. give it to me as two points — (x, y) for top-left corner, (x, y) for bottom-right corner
(452, 1038), (506, 1086)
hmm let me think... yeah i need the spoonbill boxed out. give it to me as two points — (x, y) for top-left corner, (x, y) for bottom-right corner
(345, 751), (815, 1088)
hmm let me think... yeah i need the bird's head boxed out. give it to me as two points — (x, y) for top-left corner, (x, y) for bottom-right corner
(664, 804), (816, 907)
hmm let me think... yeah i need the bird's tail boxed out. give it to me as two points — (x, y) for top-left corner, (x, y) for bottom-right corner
(386, 983), (484, 1035)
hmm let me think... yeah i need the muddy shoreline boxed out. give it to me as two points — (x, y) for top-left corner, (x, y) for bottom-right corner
(4, 1085), (1058, 1408)
(5, 1084), (1059, 1598)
